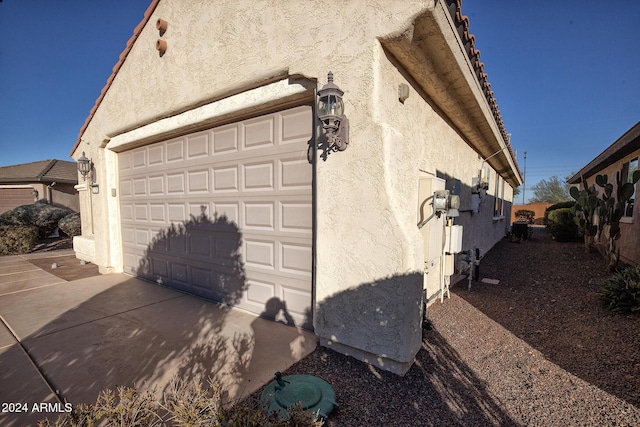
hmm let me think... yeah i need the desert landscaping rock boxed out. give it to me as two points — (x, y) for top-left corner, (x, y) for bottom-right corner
(243, 227), (640, 426)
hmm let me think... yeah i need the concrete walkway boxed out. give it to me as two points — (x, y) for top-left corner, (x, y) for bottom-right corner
(0, 252), (317, 426)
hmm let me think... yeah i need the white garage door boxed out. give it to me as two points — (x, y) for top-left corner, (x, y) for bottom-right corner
(118, 105), (313, 327)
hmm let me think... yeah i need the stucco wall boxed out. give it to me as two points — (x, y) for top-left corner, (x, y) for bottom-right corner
(72, 0), (517, 374)
(511, 202), (552, 225)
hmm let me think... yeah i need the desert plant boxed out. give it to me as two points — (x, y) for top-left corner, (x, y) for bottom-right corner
(58, 212), (81, 237)
(515, 209), (535, 224)
(0, 225), (39, 255)
(38, 376), (323, 427)
(587, 170), (640, 269)
(569, 177), (600, 252)
(546, 208), (579, 241)
(543, 200), (576, 225)
(160, 376), (223, 427)
(0, 204), (73, 238)
(600, 266), (640, 313)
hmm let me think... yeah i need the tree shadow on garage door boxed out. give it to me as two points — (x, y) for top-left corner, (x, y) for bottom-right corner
(0, 210), (316, 426)
(136, 208), (247, 308)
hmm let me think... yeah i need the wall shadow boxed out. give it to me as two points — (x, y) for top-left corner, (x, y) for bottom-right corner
(278, 272), (517, 425)
(452, 226), (640, 408)
(0, 211), (313, 426)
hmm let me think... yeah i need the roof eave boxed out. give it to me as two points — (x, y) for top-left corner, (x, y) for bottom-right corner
(379, 0), (522, 187)
(70, 0), (161, 157)
(568, 121), (640, 184)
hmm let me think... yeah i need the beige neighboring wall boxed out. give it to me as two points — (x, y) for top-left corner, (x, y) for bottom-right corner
(71, 0), (520, 374)
(581, 150), (640, 266)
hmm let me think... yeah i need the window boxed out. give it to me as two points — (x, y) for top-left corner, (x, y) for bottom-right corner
(493, 177), (503, 218)
(623, 157), (638, 217)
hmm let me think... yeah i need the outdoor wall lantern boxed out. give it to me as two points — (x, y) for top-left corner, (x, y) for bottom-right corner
(77, 152), (93, 182)
(317, 72), (349, 152)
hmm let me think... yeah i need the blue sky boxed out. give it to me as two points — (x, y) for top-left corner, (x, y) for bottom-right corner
(1, 1), (639, 203)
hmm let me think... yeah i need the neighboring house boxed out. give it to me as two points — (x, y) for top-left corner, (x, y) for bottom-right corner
(0, 160), (79, 214)
(511, 202), (552, 225)
(70, 0), (522, 374)
(568, 121), (640, 266)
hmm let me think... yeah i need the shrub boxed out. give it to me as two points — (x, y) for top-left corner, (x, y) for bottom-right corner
(0, 204), (73, 238)
(515, 209), (535, 224)
(38, 376), (323, 427)
(0, 225), (39, 255)
(546, 208), (578, 241)
(543, 200), (576, 225)
(58, 213), (81, 237)
(600, 266), (640, 313)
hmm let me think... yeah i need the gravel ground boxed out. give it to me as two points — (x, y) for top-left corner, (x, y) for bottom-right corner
(246, 227), (640, 426)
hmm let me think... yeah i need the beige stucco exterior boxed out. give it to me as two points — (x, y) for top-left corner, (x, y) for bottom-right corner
(71, 0), (521, 374)
(575, 150), (640, 266)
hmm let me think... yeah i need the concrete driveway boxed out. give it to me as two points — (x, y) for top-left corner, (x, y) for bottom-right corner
(0, 251), (316, 426)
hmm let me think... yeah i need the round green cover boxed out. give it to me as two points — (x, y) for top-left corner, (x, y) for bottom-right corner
(261, 373), (337, 420)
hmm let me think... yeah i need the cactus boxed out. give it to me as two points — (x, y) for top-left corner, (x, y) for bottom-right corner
(569, 176), (600, 252)
(571, 168), (639, 269)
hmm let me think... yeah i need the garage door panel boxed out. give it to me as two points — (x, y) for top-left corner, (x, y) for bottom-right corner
(121, 203), (134, 221)
(213, 166), (239, 192)
(149, 145), (164, 165)
(168, 204), (187, 222)
(133, 150), (147, 168)
(243, 117), (274, 149)
(134, 204), (149, 221)
(280, 242), (312, 275)
(243, 162), (274, 191)
(148, 175), (164, 194)
(243, 202), (274, 230)
(244, 239), (275, 270)
(120, 179), (133, 197)
(119, 105), (312, 328)
(280, 158), (312, 189)
(280, 108), (312, 143)
(213, 125), (239, 154)
(187, 132), (210, 158)
(149, 204), (166, 222)
(280, 202), (312, 232)
(168, 233), (187, 254)
(213, 202), (239, 224)
(187, 170), (209, 193)
(281, 286), (311, 318)
(167, 173), (186, 194)
(246, 279), (276, 306)
(166, 139), (185, 162)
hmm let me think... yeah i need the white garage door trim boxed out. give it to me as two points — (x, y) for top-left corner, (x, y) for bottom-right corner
(118, 105), (313, 328)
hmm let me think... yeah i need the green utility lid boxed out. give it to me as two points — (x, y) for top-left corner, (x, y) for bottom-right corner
(261, 372), (337, 420)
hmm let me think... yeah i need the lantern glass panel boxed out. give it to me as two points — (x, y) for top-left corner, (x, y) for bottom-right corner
(318, 94), (344, 118)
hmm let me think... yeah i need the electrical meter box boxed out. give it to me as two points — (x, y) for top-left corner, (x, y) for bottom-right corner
(417, 175), (445, 263)
(445, 225), (463, 254)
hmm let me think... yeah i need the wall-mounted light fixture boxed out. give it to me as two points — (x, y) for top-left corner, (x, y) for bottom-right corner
(77, 152), (93, 181)
(317, 72), (348, 152)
